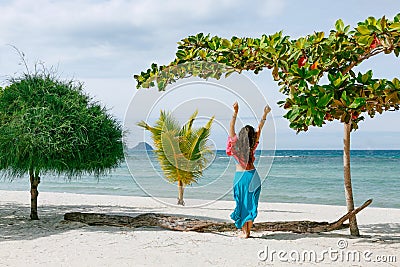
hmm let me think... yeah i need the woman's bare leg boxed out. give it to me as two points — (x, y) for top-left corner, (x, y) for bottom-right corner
(246, 221), (253, 238)
(238, 221), (253, 238)
(239, 224), (247, 238)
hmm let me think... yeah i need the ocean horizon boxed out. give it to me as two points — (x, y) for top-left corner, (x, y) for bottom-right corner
(1, 150), (399, 209)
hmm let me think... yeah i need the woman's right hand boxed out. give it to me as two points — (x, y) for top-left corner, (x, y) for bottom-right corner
(264, 105), (271, 114)
(233, 101), (239, 114)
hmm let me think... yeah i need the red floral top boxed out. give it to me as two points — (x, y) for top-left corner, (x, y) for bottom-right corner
(226, 135), (258, 169)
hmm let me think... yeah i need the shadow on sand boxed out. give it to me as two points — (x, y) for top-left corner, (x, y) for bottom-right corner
(0, 202), (233, 242)
(1, 202), (399, 244)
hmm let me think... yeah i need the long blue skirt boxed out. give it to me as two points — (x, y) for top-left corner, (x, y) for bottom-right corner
(230, 169), (261, 229)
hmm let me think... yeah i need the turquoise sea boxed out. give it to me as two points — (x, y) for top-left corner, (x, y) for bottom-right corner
(1, 150), (399, 209)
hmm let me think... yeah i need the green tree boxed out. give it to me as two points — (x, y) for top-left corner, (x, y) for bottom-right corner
(134, 14), (400, 235)
(138, 110), (214, 205)
(0, 71), (124, 219)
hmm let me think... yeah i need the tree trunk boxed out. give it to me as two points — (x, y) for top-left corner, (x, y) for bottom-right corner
(343, 122), (359, 236)
(29, 169), (40, 220)
(177, 180), (185, 206)
(64, 199), (372, 233)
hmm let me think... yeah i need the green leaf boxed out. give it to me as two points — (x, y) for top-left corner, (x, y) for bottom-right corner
(349, 97), (366, 109)
(341, 91), (350, 105)
(394, 13), (400, 23)
(375, 20), (382, 32)
(361, 70), (373, 84)
(315, 31), (325, 42)
(176, 50), (186, 60)
(357, 35), (372, 46)
(198, 50), (207, 59)
(335, 19), (345, 31)
(287, 107), (300, 121)
(208, 41), (216, 50)
(305, 69), (320, 79)
(392, 78), (400, 88)
(157, 80), (166, 90)
(395, 47), (400, 57)
(317, 94), (332, 107)
(356, 25), (371, 35)
(306, 108), (312, 117)
(389, 22), (400, 31)
(307, 96), (316, 107)
(224, 68), (237, 78)
(366, 16), (378, 26)
(333, 77), (342, 88)
(295, 38), (305, 49)
(328, 73), (335, 83)
(221, 38), (231, 49)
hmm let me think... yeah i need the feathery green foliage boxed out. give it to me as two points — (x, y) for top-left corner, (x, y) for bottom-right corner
(0, 71), (124, 179)
(137, 110), (214, 186)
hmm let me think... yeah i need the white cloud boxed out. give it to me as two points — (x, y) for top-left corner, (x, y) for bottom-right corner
(0, 0), (291, 79)
(256, 0), (286, 18)
(0, 0), (399, 148)
(0, 0), (287, 45)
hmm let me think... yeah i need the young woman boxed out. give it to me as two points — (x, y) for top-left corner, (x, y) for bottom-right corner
(226, 101), (271, 238)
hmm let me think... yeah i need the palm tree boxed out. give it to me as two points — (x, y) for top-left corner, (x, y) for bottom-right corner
(138, 110), (214, 205)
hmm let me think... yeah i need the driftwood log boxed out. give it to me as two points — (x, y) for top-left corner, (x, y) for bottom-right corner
(64, 199), (372, 233)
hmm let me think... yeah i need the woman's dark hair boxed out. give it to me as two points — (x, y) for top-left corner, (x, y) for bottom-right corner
(235, 125), (257, 166)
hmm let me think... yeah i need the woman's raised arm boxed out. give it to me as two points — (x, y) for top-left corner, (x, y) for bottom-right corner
(256, 105), (271, 142)
(229, 102), (239, 138)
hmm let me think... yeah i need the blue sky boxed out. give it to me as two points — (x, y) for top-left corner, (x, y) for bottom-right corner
(0, 0), (399, 149)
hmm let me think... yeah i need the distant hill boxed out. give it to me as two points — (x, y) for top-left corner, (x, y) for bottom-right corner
(130, 142), (153, 151)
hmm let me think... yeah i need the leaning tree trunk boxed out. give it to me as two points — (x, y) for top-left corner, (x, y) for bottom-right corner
(343, 122), (359, 236)
(64, 199), (373, 233)
(29, 168), (40, 220)
(177, 180), (185, 206)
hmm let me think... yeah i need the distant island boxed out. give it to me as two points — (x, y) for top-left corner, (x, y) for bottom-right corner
(130, 142), (153, 151)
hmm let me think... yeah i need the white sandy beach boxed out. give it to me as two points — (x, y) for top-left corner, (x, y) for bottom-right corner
(0, 190), (399, 267)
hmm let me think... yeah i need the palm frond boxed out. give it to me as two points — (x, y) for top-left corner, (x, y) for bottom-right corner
(189, 116), (214, 158)
(159, 110), (180, 132)
(179, 110), (198, 137)
(179, 116), (214, 180)
(159, 130), (182, 181)
(137, 120), (154, 132)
